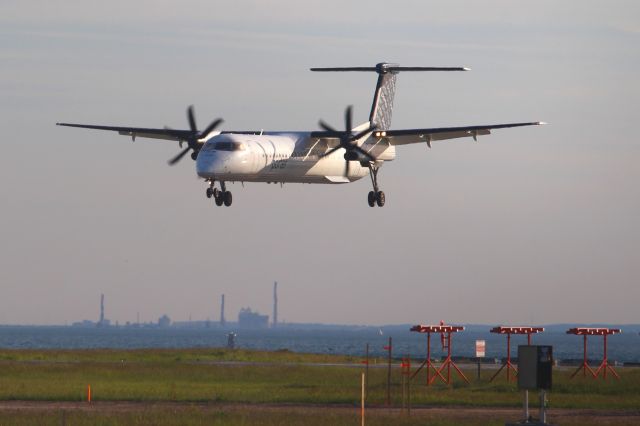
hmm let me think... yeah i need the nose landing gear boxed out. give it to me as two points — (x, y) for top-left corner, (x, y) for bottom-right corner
(206, 180), (232, 207)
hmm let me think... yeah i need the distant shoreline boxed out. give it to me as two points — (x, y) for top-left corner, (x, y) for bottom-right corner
(1, 325), (638, 363)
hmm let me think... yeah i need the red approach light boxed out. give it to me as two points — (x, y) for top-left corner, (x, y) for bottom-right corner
(410, 324), (468, 386)
(567, 327), (621, 380)
(410, 325), (464, 333)
(489, 325), (545, 383)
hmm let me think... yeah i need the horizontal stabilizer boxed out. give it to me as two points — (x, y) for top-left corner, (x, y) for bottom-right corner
(311, 64), (470, 73)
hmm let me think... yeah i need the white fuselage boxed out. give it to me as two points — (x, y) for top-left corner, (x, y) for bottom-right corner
(196, 132), (395, 184)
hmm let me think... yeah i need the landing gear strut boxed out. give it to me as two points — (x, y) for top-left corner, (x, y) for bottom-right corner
(367, 165), (385, 207)
(206, 180), (232, 207)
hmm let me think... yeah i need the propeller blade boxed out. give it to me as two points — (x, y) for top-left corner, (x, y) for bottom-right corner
(352, 124), (377, 141)
(200, 118), (224, 140)
(168, 147), (191, 166)
(319, 145), (341, 159)
(353, 145), (376, 162)
(187, 105), (197, 133)
(319, 120), (337, 133)
(318, 105), (369, 159)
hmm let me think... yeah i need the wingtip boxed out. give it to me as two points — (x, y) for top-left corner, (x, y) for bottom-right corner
(463, 67), (472, 71)
(537, 121), (548, 125)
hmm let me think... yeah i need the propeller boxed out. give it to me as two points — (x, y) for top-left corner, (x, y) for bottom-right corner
(318, 106), (377, 176)
(167, 106), (223, 166)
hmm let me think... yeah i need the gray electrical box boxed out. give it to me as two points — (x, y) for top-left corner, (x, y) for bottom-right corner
(518, 345), (553, 390)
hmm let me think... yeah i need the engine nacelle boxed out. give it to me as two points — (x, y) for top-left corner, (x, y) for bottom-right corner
(365, 141), (396, 161)
(344, 151), (359, 161)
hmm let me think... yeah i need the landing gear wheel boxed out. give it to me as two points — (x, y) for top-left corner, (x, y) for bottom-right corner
(206, 187), (213, 199)
(191, 152), (198, 161)
(214, 193), (224, 206)
(367, 191), (376, 207)
(223, 191), (233, 207)
(368, 165), (385, 208)
(213, 188), (220, 198)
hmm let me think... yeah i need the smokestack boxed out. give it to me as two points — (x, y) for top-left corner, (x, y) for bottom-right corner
(220, 294), (226, 327)
(273, 281), (278, 328)
(99, 294), (105, 327)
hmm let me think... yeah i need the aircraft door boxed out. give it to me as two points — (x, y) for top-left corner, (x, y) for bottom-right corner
(257, 140), (275, 173)
(251, 140), (268, 172)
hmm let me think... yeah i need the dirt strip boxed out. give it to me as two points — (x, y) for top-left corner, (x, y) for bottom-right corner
(0, 401), (638, 423)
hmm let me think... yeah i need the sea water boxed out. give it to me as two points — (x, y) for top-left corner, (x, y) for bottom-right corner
(1, 325), (639, 363)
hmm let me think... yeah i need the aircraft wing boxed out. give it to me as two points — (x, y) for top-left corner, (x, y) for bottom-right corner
(56, 124), (343, 145)
(377, 122), (545, 146)
(56, 123), (193, 141)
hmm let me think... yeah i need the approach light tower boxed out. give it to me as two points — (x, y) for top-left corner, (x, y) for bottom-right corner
(273, 281), (278, 328)
(220, 294), (226, 327)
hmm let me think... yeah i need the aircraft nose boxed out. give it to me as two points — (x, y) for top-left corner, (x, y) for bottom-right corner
(196, 152), (228, 176)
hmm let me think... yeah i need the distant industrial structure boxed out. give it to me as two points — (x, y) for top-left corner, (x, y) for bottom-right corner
(158, 314), (171, 327)
(238, 308), (269, 328)
(99, 294), (105, 326)
(273, 281), (278, 328)
(72, 283), (281, 329)
(71, 294), (110, 327)
(96, 294), (110, 327)
(220, 294), (226, 327)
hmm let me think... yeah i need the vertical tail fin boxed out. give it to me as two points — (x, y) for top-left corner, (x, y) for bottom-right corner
(368, 63), (399, 130)
(311, 63), (469, 130)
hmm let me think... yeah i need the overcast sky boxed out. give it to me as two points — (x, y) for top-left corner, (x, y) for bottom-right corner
(1, 1), (638, 326)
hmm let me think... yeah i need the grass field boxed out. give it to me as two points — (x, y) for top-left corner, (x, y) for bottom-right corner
(0, 348), (638, 425)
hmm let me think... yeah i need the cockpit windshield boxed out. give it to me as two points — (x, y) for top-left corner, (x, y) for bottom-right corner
(214, 141), (246, 151)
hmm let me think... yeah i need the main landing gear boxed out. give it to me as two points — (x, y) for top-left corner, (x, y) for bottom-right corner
(206, 180), (232, 207)
(367, 164), (385, 207)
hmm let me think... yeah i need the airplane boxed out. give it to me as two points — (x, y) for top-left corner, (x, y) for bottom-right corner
(57, 63), (544, 207)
